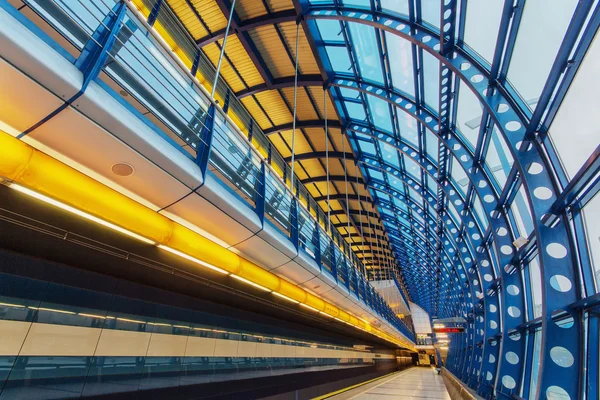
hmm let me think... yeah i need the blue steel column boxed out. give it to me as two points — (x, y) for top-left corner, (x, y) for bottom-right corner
(256, 162), (266, 224)
(147, 0), (163, 27)
(195, 104), (215, 178)
(75, 1), (127, 93)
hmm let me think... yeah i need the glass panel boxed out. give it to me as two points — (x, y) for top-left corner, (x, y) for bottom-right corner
(422, 52), (440, 111)
(583, 192), (600, 291)
(548, 30), (600, 179)
(425, 129), (439, 162)
(380, 142), (400, 167)
(398, 110), (419, 146)
(404, 156), (421, 181)
(472, 195), (488, 230)
(368, 96), (394, 132)
(316, 19), (343, 42)
(507, 0), (579, 105)
(345, 101), (367, 120)
(326, 46), (352, 72)
(450, 157), (469, 195)
(529, 257), (543, 318)
(511, 184), (534, 238)
(463, 0), (505, 63)
(529, 329), (542, 399)
(421, 0), (441, 29)
(342, 0), (370, 7)
(456, 80), (483, 150)
(381, 0), (410, 16)
(485, 125), (514, 191)
(386, 33), (415, 96)
(359, 142), (377, 158)
(348, 23), (384, 83)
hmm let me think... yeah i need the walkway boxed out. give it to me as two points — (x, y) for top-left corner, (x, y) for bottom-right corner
(327, 367), (450, 400)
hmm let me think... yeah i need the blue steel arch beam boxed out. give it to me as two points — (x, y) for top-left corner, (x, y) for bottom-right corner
(302, 2), (578, 394)
(354, 129), (501, 333)
(342, 92), (520, 393)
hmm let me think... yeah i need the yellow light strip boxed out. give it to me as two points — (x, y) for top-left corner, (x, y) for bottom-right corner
(36, 307), (75, 315)
(230, 274), (271, 292)
(0, 302), (24, 308)
(157, 245), (229, 275)
(300, 303), (319, 312)
(116, 317), (145, 324)
(78, 313), (107, 319)
(272, 292), (299, 304)
(10, 184), (156, 245)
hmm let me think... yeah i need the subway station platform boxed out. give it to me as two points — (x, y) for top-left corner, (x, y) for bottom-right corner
(324, 368), (450, 400)
(0, 0), (599, 398)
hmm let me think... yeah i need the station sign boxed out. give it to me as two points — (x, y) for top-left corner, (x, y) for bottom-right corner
(433, 327), (465, 333)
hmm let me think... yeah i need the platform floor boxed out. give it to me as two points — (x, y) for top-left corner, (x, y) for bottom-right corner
(327, 367), (450, 400)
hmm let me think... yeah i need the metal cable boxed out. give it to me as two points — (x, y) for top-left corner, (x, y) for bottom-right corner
(342, 136), (352, 250)
(290, 22), (300, 190)
(324, 89), (330, 234)
(211, 0), (237, 98)
(355, 163), (366, 277)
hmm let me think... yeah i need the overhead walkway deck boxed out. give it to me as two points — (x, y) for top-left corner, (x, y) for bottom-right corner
(322, 368), (450, 400)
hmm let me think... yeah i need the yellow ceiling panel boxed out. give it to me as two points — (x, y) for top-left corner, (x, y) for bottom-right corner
(303, 128), (328, 151)
(253, 91), (292, 126)
(299, 159), (326, 177)
(330, 132), (351, 154)
(265, 0), (295, 13)
(268, 134), (288, 156)
(249, 26), (295, 78)
(329, 200), (342, 211)
(202, 43), (245, 93)
(236, 0), (268, 20)
(307, 87), (337, 120)
(188, 0), (227, 34)
(277, 22), (321, 75)
(166, 0), (209, 39)
(290, 163), (309, 180)
(326, 162), (344, 176)
(280, 87), (319, 121)
(276, 131), (312, 155)
(202, 36), (264, 92)
(241, 97), (271, 129)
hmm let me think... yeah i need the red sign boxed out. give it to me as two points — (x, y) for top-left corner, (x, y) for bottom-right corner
(434, 327), (464, 333)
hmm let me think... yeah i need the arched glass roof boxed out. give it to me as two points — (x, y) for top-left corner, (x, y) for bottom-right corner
(128, 0), (599, 398)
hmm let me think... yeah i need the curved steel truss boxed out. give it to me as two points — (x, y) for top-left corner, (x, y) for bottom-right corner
(298, 1), (600, 399)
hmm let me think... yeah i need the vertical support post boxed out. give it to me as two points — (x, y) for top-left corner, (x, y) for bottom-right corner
(195, 104), (215, 178)
(290, 198), (299, 250)
(147, 0), (163, 27)
(256, 162), (266, 225)
(312, 219), (321, 263)
(191, 51), (200, 77)
(330, 239), (337, 281)
(267, 142), (272, 164)
(247, 119), (254, 143)
(587, 314), (599, 400)
(211, 0), (237, 98)
(223, 90), (231, 114)
(75, 1), (127, 93)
